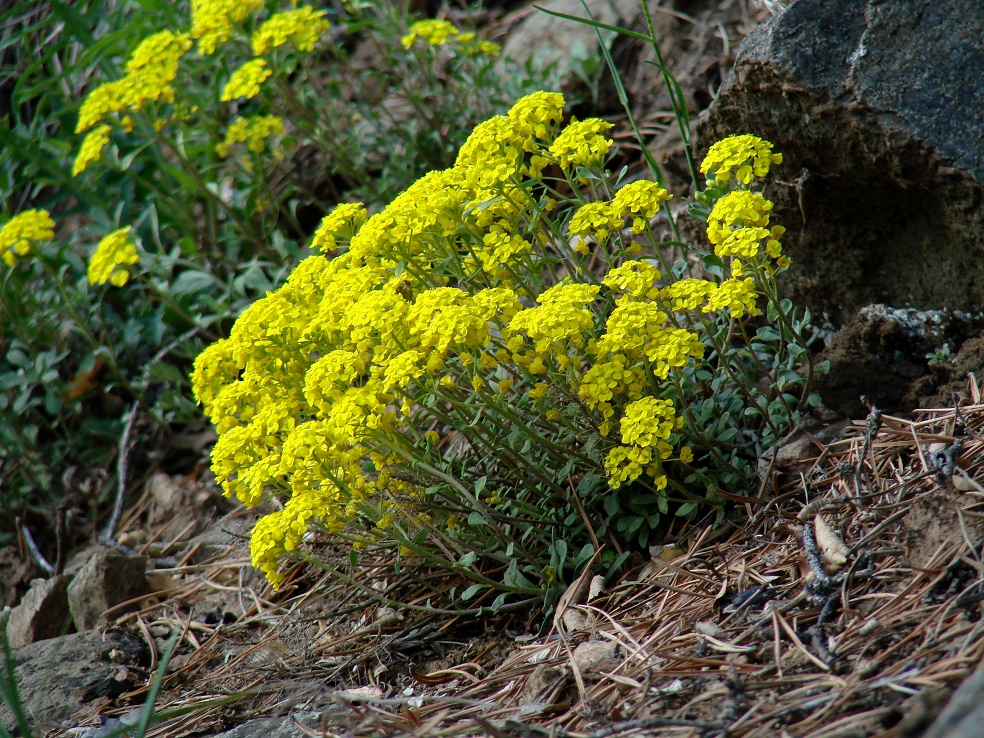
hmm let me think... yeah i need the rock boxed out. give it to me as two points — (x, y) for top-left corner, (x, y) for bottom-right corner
(5, 574), (74, 648)
(0, 630), (138, 731)
(207, 712), (322, 738)
(918, 663), (984, 738)
(500, 0), (640, 78)
(814, 305), (982, 417)
(697, 0), (984, 324)
(571, 639), (620, 674)
(179, 517), (250, 565)
(67, 549), (149, 631)
(0, 545), (39, 609)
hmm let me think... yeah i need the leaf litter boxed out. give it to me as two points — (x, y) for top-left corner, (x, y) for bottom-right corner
(59, 377), (984, 737)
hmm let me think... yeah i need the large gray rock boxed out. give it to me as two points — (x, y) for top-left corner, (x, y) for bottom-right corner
(0, 630), (140, 731)
(697, 0), (984, 324)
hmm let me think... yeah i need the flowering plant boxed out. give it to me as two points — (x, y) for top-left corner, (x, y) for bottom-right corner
(0, 0), (543, 514)
(193, 93), (821, 610)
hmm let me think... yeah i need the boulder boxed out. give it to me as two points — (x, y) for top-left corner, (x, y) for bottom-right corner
(0, 630), (140, 731)
(815, 305), (983, 417)
(697, 0), (984, 324)
(67, 549), (149, 631)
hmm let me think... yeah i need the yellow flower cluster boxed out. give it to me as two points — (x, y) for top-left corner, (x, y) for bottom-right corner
(706, 190), (790, 269)
(221, 59), (271, 102)
(456, 32), (501, 57)
(191, 0), (264, 55)
(604, 396), (683, 489)
(401, 19), (459, 48)
(0, 209), (55, 266)
(72, 125), (112, 176)
(251, 7), (330, 55)
(549, 118), (613, 171)
(216, 116), (286, 158)
(613, 181), (671, 234)
(88, 227), (139, 286)
(76, 31), (191, 133)
(194, 98), (788, 584)
(311, 203), (369, 254)
(700, 134), (782, 184)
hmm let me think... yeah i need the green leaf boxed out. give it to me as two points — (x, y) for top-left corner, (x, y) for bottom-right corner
(490, 592), (509, 612)
(604, 495), (620, 517)
(466, 512), (488, 527)
(474, 475), (487, 495)
(460, 583), (486, 601)
(5, 348), (29, 368)
(169, 270), (216, 297)
(676, 501), (698, 517)
(458, 551), (478, 568)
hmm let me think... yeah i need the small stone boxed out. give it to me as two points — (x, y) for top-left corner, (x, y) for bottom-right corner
(6, 574), (74, 648)
(67, 549), (149, 631)
(572, 639), (620, 674)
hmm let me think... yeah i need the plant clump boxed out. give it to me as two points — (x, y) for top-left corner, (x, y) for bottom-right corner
(193, 92), (821, 610)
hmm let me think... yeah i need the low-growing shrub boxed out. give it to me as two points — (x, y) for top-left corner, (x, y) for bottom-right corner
(192, 92), (823, 612)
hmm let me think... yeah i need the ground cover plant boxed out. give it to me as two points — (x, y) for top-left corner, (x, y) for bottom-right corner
(193, 86), (824, 613)
(0, 0), (545, 526)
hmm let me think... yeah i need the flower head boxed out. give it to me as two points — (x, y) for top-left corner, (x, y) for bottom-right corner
(72, 124), (112, 176)
(192, 0), (264, 55)
(216, 115), (286, 157)
(706, 190), (773, 245)
(612, 180), (670, 233)
(402, 19), (459, 49)
(221, 59), (271, 101)
(549, 118), (612, 170)
(700, 134), (782, 184)
(0, 209), (55, 266)
(251, 7), (330, 55)
(88, 227), (139, 286)
(311, 203), (368, 253)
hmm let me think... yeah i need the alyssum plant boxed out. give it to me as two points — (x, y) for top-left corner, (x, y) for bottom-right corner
(192, 92), (820, 610)
(0, 0), (534, 515)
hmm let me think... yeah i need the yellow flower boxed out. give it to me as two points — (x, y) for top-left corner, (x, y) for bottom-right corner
(568, 202), (621, 242)
(703, 277), (760, 318)
(88, 227), (139, 286)
(612, 180), (670, 233)
(216, 115), (286, 157)
(603, 260), (661, 300)
(549, 118), (612, 170)
(192, 0), (265, 55)
(401, 19), (459, 49)
(125, 30), (192, 74)
(76, 32), (190, 132)
(0, 209), (55, 266)
(619, 396), (678, 448)
(604, 444), (652, 489)
(311, 203), (368, 253)
(251, 7), (330, 55)
(700, 134), (782, 184)
(221, 59), (271, 101)
(72, 124), (112, 176)
(706, 191), (773, 245)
